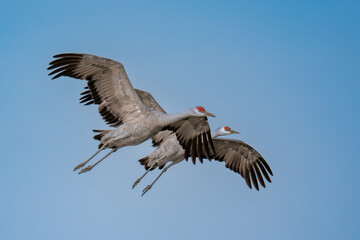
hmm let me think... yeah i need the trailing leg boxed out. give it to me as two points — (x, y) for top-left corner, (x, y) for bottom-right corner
(132, 167), (154, 189)
(78, 148), (117, 174)
(73, 145), (106, 171)
(141, 161), (177, 196)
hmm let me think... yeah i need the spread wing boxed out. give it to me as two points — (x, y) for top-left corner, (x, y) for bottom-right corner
(163, 116), (215, 162)
(134, 89), (215, 160)
(135, 89), (166, 113)
(212, 139), (273, 190)
(48, 53), (147, 127)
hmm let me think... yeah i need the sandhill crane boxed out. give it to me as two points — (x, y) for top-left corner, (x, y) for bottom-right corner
(134, 125), (273, 196)
(48, 53), (216, 173)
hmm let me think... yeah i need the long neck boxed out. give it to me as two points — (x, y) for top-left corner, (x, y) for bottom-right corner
(156, 111), (192, 127)
(211, 128), (224, 138)
(211, 131), (221, 139)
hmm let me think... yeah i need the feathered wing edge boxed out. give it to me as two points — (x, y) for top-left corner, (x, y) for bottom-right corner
(48, 53), (144, 127)
(161, 117), (216, 163)
(212, 139), (273, 190)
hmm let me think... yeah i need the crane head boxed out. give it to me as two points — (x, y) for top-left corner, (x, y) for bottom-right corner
(194, 106), (216, 117)
(220, 126), (240, 136)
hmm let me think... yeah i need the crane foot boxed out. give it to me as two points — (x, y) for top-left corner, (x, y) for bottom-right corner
(73, 162), (86, 171)
(78, 165), (93, 174)
(132, 179), (141, 189)
(141, 185), (152, 196)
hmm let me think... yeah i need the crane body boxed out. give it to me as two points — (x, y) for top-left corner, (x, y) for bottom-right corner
(48, 53), (216, 174)
(134, 126), (273, 196)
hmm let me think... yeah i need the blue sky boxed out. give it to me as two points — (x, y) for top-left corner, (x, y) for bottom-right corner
(1, 0), (359, 239)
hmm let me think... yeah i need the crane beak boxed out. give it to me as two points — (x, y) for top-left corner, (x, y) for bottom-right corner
(230, 130), (239, 134)
(204, 111), (216, 117)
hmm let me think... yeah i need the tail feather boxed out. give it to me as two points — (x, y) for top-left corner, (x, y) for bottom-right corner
(94, 134), (103, 141)
(93, 129), (109, 149)
(139, 156), (151, 170)
(138, 156), (164, 171)
(93, 129), (107, 140)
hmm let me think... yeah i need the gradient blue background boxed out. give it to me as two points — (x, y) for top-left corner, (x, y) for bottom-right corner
(1, 1), (359, 239)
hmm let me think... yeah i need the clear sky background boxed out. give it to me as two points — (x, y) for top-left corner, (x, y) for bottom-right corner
(1, 1), (359, 239)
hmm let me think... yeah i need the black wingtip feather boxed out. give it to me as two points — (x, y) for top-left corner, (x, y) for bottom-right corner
(53, 53), (83, 58)
(197, 135), (203, 164)
(191, 138), (197, 165)
(260, 158), (273, 176)
(253, 163), (266, 188)
(257, 161), (271, 183)
(249, 166), (259, 191)
(207, 131), (216, 155)
(244, 171), (252, 189)
(202, 133), (211, 160)
(184, 140), (192, 160)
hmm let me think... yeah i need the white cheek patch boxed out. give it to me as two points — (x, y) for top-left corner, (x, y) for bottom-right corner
(221, 128), (231, 135)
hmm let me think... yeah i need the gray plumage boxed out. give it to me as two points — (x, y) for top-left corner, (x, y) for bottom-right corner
(48, 53), (215, 173)
(134, 126), (273, 196)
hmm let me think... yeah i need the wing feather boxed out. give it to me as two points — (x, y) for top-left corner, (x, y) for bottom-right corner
(209, 138), (273, 190)
(253, 163), (265, 188)
(197, 135), (203, 163)
(162, 116), (215, 161)
(48, 53), (146, 127)
(258, 161), (272, 183)
(249, 165), (259, 191)
(202, 132), (211, 160)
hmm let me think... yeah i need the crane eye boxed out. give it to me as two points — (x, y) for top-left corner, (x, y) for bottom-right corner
(197, 107), (205, 112)
(224, 126), (230, 131)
